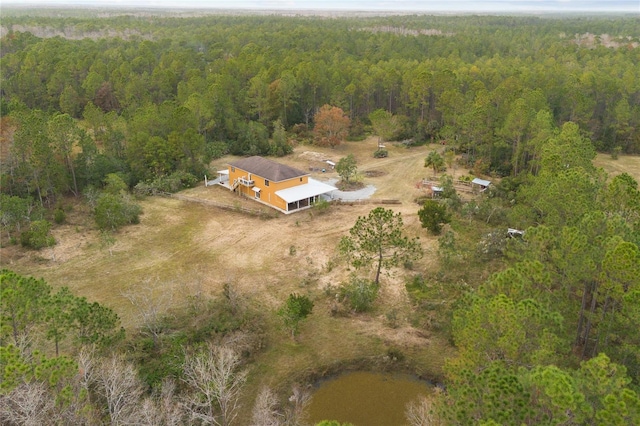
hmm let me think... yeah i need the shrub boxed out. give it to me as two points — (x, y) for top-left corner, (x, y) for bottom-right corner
(339, 276), (379, 313)
(134, 171), (199, 196)
(20, 220), (55, 249)
(53, 208), (66, 224)
(313, 198), (331, 214)
(95, 193), (142, 231)
(611, 146), (622, 160)
(418, 200), (451, 235)
(373, 149), (388, 158)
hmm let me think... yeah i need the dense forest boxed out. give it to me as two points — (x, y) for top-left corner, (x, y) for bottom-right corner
(1, 9), (640, 425)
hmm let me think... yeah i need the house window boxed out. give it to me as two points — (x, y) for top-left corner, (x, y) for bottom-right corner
(255, 191), (260, 199)
(265, 179), (270, 186)
(231, 167), (235, 172)
(300, 178), (303, 182)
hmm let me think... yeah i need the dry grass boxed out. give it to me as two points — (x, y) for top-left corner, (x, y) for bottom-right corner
(0, 138), (451, 412)
(10, 140), (634, 401)
(594, 153), (640, 182)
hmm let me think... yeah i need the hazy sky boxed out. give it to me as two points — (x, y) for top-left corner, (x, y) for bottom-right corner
(5, 0), (640, 12)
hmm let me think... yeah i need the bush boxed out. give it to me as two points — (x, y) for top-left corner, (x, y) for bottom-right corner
(312, 198), (331, 214)
(134, 171), (199, 195)
(339, 276), (379, 313)
(95, 193), (142, 231)
(611, 146), (622, 160)
(53, 208), (66, 224)
(373, 149), (388, 158)
(418, 200), (451, 235)
(20, 220), (55, 249)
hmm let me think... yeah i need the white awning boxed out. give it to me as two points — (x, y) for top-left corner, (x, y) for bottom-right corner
(326, 160), (336, 166)
(275, 178), (336, 203)
(432, 186), (443, 192)
(217, 169), (229, 175)
(252, 187), (261, 193)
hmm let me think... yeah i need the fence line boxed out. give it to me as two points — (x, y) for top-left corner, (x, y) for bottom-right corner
(160, 192), (271, 217)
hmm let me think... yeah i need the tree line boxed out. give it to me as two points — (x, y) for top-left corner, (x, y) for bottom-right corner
(1, 14), (639, 187)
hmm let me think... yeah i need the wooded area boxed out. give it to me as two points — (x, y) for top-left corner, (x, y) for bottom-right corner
(1, 9), (639, 425)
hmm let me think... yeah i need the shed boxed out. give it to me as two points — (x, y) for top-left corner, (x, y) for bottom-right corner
(471, 178), (491, 191)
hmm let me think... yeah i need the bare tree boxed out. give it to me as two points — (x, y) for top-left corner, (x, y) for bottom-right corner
(251, 386), (283, 426)
(182, 344), (247, 426)
(94, 354), (145, 426)
(122, 278), (174, 347)
(0, 382), (56, 426)
(158, 378), (185, 426)
(405, 395), (441, 426)
(283, 385), (311, 426)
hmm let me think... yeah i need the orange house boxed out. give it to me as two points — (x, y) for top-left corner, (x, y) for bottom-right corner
(214, 156), (336, 214)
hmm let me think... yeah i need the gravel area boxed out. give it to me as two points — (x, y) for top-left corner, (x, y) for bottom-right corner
(323, 178), (377, 201)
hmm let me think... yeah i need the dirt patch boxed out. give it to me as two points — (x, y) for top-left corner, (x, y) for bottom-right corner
(336, 181), (365, 191)
(365, 170), (387, 178)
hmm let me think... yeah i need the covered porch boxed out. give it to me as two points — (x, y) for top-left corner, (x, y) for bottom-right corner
(275, 178), (337, 214)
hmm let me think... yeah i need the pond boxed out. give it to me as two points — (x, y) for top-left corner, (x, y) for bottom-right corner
(306, 371), (433, 425)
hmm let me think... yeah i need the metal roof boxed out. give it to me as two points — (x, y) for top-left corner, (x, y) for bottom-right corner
(229, 156), (308, 182)
(472, 178), (491, 187)
(275, 178), (337, 203)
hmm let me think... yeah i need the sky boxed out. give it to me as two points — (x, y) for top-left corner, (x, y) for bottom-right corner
(4, 1), (639, 12)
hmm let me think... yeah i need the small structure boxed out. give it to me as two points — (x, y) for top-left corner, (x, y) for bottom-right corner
(325, 160), (336, 169)
(431, 185), (443, 198)
(507, 228), (525, 238)
(471, 178), (491, 192)
(214, 156), (336, 214)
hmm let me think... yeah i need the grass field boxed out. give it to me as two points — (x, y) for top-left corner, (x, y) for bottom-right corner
(1, 137), (452, 418)
(594, 153), (640, 182)
(3, 143), (637, 419)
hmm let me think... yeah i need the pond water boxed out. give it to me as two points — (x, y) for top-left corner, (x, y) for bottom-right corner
(306, 371), (433, 425)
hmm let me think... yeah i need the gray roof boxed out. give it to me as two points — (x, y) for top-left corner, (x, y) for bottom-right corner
(229, 156), (308, 182)
(472, 178), (491, 187)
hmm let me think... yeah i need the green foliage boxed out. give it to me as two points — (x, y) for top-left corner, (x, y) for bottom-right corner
(369, 109), (401, 142)
(0, 194), (38, 239)
(438, 230), (461, 267)
(418, 200), (451, 235)
(134, 171), (198, 195)
(103, 173), (129, 195)
(440, 363), (531, 425)
(0, 344), (77, 393)
(277, 293), (314, 338)
(20, 219), (55, 249)
(611, 146), (622, 159)
(205, 141), (229, 160)
(269, 119), (293, 157)
(339, 276), (379, 313)
(336, 154), (358, 183)
(339, 207), (422, 285)
(312, 198), (331, 214)
(1, 269), (51, 346)
(424, 151), (445, 177)
(94, 193), (142, 231)
(53, 207), (66, 224)
(1, 269), (123, 368)
(373, 149), (388, 158)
